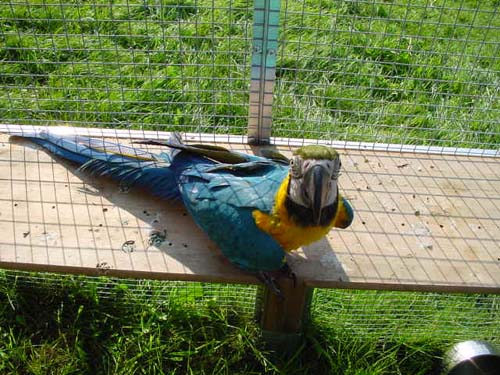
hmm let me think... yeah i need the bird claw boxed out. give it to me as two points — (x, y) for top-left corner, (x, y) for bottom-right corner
(281, 263), (297, 287)
(257, 272), (283, 300)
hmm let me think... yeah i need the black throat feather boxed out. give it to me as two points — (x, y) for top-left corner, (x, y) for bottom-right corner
(285, 184), (338, 227)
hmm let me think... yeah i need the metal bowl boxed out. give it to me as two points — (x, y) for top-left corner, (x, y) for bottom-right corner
(443, 340), (500, 375)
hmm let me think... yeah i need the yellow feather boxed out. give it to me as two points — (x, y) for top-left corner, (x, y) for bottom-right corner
(253, 175), (340, 251)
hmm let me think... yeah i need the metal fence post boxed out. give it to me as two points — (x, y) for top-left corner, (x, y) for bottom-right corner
(247, 0), (281, 145)
(248, 1), (311, 348)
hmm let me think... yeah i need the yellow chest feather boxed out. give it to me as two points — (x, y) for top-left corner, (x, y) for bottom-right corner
(252, 175), (338, 251)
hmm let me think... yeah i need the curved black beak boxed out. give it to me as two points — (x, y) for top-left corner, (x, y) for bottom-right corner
(310, 165), (329, 225)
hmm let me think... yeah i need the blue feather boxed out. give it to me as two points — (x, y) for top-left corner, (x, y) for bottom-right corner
(8, 129), (288, 271)
(176, 158), (288, 271)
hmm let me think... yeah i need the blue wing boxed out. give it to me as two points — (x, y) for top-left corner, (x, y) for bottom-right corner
(14, 129), (181, 200)
(8, 128), (289, 272)
(176, 157), (289, 272)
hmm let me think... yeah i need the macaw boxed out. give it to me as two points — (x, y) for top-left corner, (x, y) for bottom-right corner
(6, 128), (353, 293)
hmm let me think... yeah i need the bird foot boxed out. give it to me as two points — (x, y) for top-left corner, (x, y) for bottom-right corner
(257, 272), (283, 300)
(280, 263), (297, 287)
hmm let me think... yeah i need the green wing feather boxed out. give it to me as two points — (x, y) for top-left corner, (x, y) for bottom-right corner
(133, 139), (249, 164)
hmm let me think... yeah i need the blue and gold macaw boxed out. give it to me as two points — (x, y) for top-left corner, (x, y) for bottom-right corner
(7, 128), (353, 292)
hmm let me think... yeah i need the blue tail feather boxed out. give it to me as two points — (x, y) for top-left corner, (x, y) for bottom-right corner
(19, 130), (181, 201)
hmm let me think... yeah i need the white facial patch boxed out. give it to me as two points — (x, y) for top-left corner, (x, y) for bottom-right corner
(288, 158), (340, 208)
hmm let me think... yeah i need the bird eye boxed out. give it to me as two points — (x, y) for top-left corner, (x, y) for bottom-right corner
(331, 160), (342, 179)
(289, 157), (302, 178)
(332, 161), (342, 180)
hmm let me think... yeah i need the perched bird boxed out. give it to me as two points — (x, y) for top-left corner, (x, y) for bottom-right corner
(6, 128), (353, 293)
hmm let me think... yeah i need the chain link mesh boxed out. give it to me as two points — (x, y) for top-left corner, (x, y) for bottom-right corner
(2, 270), (498, 344)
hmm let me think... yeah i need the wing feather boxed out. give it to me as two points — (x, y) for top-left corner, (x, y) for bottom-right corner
(79, 158), (179, 200)
(175, 159), (289, 272)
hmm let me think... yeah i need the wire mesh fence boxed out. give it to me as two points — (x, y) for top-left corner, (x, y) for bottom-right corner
(0, 0), (254, 135)
(311, 288), (500, 342)
(273, 0), (499, 149)
(1, 1), (498, 149)
(0, 270), (259, 317)
(0, 0), (499, 356)
(2, 270), (499, 344)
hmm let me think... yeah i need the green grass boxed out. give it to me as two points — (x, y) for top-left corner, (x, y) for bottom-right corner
(0, 0), (499, 147)
(272, 0), (500, 146)
(0, 1), (499, 373)
(0, 272), (498, 374)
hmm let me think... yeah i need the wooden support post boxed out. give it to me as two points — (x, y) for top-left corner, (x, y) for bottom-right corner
(257, 278), (313, 352)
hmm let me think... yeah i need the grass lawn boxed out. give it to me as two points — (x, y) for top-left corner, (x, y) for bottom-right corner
(1, 272), (498, 374)
(0, 0), (499, 373)
(1, 0), (498, 147)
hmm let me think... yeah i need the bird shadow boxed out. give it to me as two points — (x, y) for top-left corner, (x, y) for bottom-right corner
(8, 136), (254, 282)
(289, 236), (350, 285)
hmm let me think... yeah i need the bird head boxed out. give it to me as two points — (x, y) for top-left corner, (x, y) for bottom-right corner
(287, 145), (342, 225)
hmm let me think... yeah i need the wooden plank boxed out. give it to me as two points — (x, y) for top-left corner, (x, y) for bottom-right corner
(1, 124), (498, 157)
(0, 130), (499, 293)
